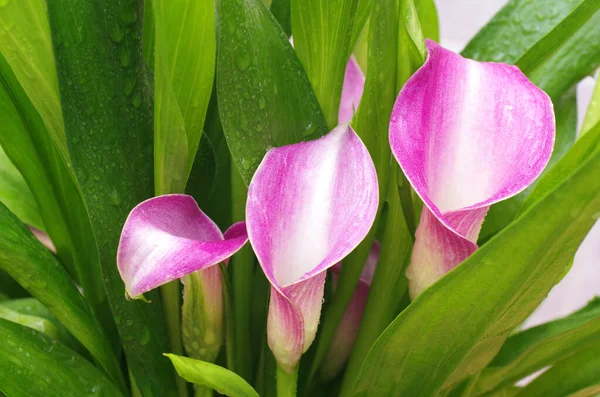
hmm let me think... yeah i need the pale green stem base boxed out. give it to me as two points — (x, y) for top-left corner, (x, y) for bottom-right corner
(276, 364), (298, 397)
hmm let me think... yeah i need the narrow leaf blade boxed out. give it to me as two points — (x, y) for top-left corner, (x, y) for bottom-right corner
(166, 354), (260, 397)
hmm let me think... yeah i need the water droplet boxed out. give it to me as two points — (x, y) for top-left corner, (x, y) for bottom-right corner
(258, 97), (266, 109)
(132, 93), (142, 108)
(120, 50), (131, 67)
(108, 189), (121, 206)
(109, 25), (124, 43)
(120, 5), (137, 25)
(302, 122), (316, 137)
(139, 327), (150, 346)
(235, 52), (251, 71)
(124, 78), (136, 97)
(241, 158), (250, 170)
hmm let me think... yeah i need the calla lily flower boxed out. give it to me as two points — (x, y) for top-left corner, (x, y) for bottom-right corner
(320, 241), (380, 381)
(389, 40), (555, 299)
(246, 125), (378, 372)
(117, 194), (248, 299)
(339, 56), (365, 125)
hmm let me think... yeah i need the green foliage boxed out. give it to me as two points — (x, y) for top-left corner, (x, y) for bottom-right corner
(45, 0), (177, 394)
(291, 0), (359, 128)
(0, 0), (600, 396)
(0, 202), (124, 390)
(0, 146), (44, 231)
(349, 140), (600, 395)
(0, 319), (125, 397)
(217, 0), (327, 184)
(152, 0), (216, 195)
(166, 354), (260, 397)
(472, 298), (600, 396)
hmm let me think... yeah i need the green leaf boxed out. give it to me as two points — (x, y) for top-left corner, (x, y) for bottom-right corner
(0, 0), (68, 160)
(462, 0), (600, 100)
(217, 0), (327, 184)
(350, 0), (371, 53)
(166, 354), (260, 397)
(522, 120), (600, 213)
(515, 339), (600, 397)
(582, 74), (600, 136)
(291, 0), (359, 128)
(0, 298), (85, 354)
(334, 0), (422, 393)
(152, 0), (216, 194)
(0, 319), (125, 397)
(0, 202), (124, 390)
(0, 145), (44, 231)
(0, 305), (61, 340)
(270, 0), (292, 37)
(414, 0), (439, 41)
(46, 0), (177, 395)
(480, 88), (578, 242)
(514, 0), (600, 74)
(0, 53), (110, 345)
(187, 90), (231, 229)
(473, 298), (600, 396)
(348, 133), (600, 396)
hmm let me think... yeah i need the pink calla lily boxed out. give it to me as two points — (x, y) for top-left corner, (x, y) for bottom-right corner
(389, 40), (555, 298)
(117, 194), (248, 298)
(321, 241), (380, 380)
(339, 56), (365, 125)
(246, 125), (378, 372)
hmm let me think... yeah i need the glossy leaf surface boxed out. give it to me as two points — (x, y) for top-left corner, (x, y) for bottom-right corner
(0, 0), (67, 159)
(152, 0), (215, 194)
(166, 354), (260, 397)
(217, 0), (327, 184)
(46, 0), (177, 394)
(0, 319), (124, 397)
(463, 0), (600, 100)
(473, 298), (600, 396)
(349, 136), (600, 396)
(291, 0), (359, 128)
(0, 202), (123, 389)
(0, 146), (44, 231)
(0, 53), (106, 322)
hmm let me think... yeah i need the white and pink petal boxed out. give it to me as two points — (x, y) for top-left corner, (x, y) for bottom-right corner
(117, 194), (248, 298)
(389, 40), (555, 298)
(247, 125), (378, 369)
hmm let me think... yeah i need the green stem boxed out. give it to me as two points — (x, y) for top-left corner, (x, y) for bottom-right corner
(230, 169), (253, 381)
(339, 168), (412, 396)
(160, 281), (189, 397)
(306, 226), (377, 386)
(220, 262), (236, 372)
(276, 364), (298, 397)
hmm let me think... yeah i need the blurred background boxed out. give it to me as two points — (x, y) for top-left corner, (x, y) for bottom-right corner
(437, 0), (600, 327)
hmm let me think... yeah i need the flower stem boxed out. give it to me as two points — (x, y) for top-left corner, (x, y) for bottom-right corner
(219, 262), (236, 372)
(160, 281), (189, 397)
(276, 364), (298, 397)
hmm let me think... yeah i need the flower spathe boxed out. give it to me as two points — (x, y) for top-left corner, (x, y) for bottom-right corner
(389, 40), (555, 298)
(339, 56), (365, 125)
(246, 125), (378, 372)
(117, 194), (248, 298)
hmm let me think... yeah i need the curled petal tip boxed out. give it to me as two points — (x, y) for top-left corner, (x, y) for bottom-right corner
(117, 194), (248, 298)
(248, 125), (378, 367)
(390, 41), (555, 297)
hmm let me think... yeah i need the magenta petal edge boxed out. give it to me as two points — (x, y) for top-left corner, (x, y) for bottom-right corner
(389, 40), (555, 298)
